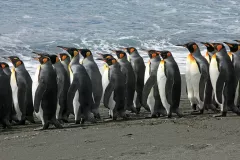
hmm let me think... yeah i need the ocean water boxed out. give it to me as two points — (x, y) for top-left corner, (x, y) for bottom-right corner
(0, 0), (240, 75)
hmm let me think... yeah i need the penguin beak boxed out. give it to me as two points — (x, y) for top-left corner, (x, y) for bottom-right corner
(57, 46), (68, 51)
(96, 58), (105, 61)
(156, 51), (161, 55)
(234, 40), (240, 43)
(109, 49), (117, 53)
(140, 48), (149, 52)
(96, 52), (104, 57)
(119, 47), (127, 51)
(223, 42), (233, 48)
(32, 57), (39, 61)
(176, 44), (187, 48)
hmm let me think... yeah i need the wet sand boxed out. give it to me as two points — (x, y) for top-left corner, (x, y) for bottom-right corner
(1, 75), (240, 160)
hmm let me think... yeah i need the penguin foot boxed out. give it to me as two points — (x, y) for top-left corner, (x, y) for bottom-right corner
(191, 104), (197, 111)
(17, 120), (26, 125)
(144, 106), (151, 112)
(94, 113), (101, 120)
(213, 112), (227, 117)
(136, 108), (141, 114)
(53, 121), (63, 129)
(61, 118), (69, 123)
(191, 111), (202, 115)
(167, 114), (172, 118)
(2, 120), (12, 129)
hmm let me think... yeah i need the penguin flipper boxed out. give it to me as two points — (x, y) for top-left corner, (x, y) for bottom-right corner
(142, 75), (157, 107)
(103, 82), (115, 109)
(165, 76), (174, 105)
(67, 81), (78, 112)
(34, 81), (47, 113)
(216, 71), (225, 104)
(199, 74), (207, 101)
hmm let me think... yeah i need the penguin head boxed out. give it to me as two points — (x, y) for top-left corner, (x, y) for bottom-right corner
(123, 47), (137, 54)
(96, 53), (113, 59)
(0, 62), (9, 69)
(223, 42), (240, 53)
(97, 57), (117, 66)
(58, 53), (70, 61)
(7, 56), (23, 68)
(111, 50), (127, 59)
(177, 42), (199, 53)
(142, 49), (160, 59)
(158, 51), (172, 59)
(49, 55), (60, 64)
(57, 46), (80, 58)
(79, 49), (92, 58)
(32, 51), (49, 57)
(201, 42), (215, 52)
(34, 56), (51, 65)
(210, 43), (226, 52)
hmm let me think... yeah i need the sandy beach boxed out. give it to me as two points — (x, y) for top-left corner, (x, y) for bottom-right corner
(0, 75), (240, 160)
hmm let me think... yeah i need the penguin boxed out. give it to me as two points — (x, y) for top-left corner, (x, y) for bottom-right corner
(141, 49), (165, 117)
(0, 63), (12, 128)
(200, 42), (220, 111)
(0, 62), (11, 76)
(156, 51), (182, 117)
(123, 47), (148, 113)
(57, 46), (94, 124)
(79, 49), (103, 119)
(7, 56), (35, 124)
(223, 42), (240, 109)
(209, 43), (240, 117)
(33, 56), (63, 129)
(58, 53), (71, 76)
(97, 57), (127, 120)
(177, 42), (213, 114)
(111, 50), (136, 113)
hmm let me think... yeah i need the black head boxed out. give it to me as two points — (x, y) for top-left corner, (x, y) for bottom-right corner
(49, 55), (60, 64)
(96, 52), (114, 59)
(158, 50), (172, 59)
(57, 46), (79, 58)
(0, 62), (9, 69)
(123, 47), (137, 54)
(34, 56), (51, 65)
(97, 57), (117, 66)
(210, 43), (225, 52)
(7, 56), (23, 68)
(223, 42), (240, 53)
(144, 49), (160, 59)
(201, 42), (215, 52)
(58, 53), (70, 61)
(111, 50), (127, 59)
(79, 49), (92, 58)
(176, 42), (199, 53)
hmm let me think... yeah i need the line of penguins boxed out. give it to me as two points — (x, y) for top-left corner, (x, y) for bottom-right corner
(0, 40), (240, 130)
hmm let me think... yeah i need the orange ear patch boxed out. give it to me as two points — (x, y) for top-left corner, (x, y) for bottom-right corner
(227, 44), (233, 48)
(106, 56), (112, 59)
(16, 61), (22, 67)
(119, 53), (124, 58)
(167, 52), (171, 57)
(62, 55), (67, 60)
(43, 58), (48, 64)
(129, 48), (135, 53)
(86, 51), (91, 57)
(238, 45), (240, 51)
(193, 44), (198, 51)
(56, 57), (59, 63)
(151, 53), (156, 58)
(187, 54), (195, 62)
(217, 45), (222, 52)
(74, 51), (79, 57)
(112, 59), (117, 64)
(1, 64), (6, 68)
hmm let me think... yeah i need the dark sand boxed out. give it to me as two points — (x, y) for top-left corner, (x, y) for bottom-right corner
(1, 75), (240, 160)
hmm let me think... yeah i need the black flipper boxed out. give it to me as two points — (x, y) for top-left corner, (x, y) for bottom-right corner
(103, 82), (115, 109)
(142, 75), (157, 107)
(165, 75), (174, 106)
(34, 80), (47, 113)
(67, 79), (78, 114)
(215, 71), (225, 104)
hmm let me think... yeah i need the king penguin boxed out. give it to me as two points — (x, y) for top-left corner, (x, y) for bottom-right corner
(123, 47), (148, 113)
(209, 43), (240, 116)
(156, 51), (182, 117)
(141, 49), (165, 117)
(79, 49), (103, 119)
(177, 42), (213, 114)
(111, 50), (137, 113)
(57, 46), (94, 124)
(97, 57), (127, 120)
(58, 53), (71, 77)
(0, 63), (12, 128)
(7, 56), (35, 124)
(49, 55), (70, 122)
(0, 62), (11, 76)
(223, 42), (240, 109)
(32, 56), (63, 129)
